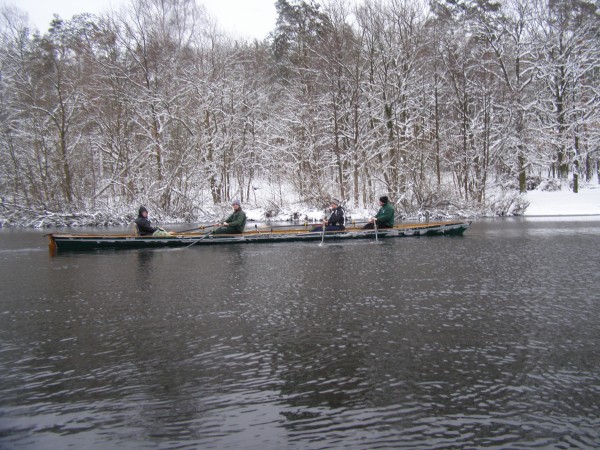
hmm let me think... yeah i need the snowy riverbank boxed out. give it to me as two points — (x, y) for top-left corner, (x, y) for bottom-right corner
(1, 182), (599, 228)
(245, 183), (600, 222)
(522, 184), (600, 216)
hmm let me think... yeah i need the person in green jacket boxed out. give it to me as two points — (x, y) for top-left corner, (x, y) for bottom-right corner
(363, 196), (395, 229)
(213, 199), (247, 234)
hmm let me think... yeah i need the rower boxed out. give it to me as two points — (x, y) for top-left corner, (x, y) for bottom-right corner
(213, 199), (247, 234)
(311, 198), (345, 232)
(135, 206), (170, 236)
(363, 196), (395, 229)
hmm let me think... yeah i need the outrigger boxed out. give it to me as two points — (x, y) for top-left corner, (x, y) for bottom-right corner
(47, 220), (471, 253)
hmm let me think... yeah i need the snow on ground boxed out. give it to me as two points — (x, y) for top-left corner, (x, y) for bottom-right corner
(241, 182), (600, 224)
(523, 184), (600, 216)
(242, 182), (600, 223)
(243, 205), (330, 223)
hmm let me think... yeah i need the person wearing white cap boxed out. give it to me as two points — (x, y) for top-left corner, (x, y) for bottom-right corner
(311, 198), (345, 232)
(213, 199), (247, 234)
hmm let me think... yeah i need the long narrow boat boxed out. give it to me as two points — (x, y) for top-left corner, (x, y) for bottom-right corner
(47, 220), (470, 252)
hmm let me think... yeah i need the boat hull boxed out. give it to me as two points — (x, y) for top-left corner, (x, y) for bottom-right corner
(47, 221), (471, 252)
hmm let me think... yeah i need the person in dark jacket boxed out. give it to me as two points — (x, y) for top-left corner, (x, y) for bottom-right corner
(363, 196), (395, 229)
(213, 199), (247, 234)
(135, 206), (170, 236)
(312, 198), (345, 232)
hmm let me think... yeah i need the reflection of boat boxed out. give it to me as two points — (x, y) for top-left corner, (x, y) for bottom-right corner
(47, 221), (471, 252)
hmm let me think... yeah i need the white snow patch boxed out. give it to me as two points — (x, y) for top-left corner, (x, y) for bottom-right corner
(523, 184), (600, 216)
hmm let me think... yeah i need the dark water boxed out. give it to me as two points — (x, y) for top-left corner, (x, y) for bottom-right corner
(1, 218), (599, 449)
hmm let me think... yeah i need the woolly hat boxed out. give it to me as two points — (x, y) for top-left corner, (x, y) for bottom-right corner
(232, 199), (241, 206)
(330, 198), (340, 205)
(379, 196), (389, 204)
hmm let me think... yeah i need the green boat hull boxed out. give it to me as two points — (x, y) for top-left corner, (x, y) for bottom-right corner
(48, 221), (471, 252)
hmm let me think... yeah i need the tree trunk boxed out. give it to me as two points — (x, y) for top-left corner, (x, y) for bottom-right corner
(59, 129), (73, 204)
(434, 81), (441, 185)
(518, 152), (526, 193)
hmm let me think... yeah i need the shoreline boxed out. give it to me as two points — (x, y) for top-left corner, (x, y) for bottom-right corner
(2, 185), (600, 228)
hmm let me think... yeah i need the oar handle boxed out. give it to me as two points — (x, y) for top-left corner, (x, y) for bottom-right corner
(178, 224), (215, 234)
(257, 223), (311, 229)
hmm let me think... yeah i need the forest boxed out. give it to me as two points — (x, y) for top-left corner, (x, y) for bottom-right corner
(0, 0), (599, 226)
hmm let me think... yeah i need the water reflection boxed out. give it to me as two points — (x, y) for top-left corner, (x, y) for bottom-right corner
(134, 250), (156, 292)
(1, 220), (600, 449)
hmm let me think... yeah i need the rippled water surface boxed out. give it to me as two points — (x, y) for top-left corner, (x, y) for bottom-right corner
(1, 218), (600, 449)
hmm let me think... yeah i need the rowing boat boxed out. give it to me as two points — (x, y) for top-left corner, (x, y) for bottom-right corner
(47, 220), (471, 252)
(48, 221), (471, 252)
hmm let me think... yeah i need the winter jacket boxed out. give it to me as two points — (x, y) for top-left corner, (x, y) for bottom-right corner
(135, 207), (158, 236)
(374, 203), (395, 228)
(327, 206), (345, 228)
(222, 209), (247, 233)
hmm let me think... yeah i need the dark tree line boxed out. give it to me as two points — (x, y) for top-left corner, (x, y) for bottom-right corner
(1, 0), (599, 222)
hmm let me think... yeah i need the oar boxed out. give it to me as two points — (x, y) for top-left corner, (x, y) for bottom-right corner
(177, 224), (214, 234)
(350, 220), (371, 226)
(182, 216), (230, 247)
(184, 229), (214, 248)
(374, 219), (379, 242)
(257, 223), (311, 231)
(319, 223), (325, 246)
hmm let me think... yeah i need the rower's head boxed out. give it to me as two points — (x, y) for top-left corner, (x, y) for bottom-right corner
(138, 206), (148, 217)
(232, 199), (241, 210)
(330, 198), (340, 208)
(379, 196), (389, 205)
